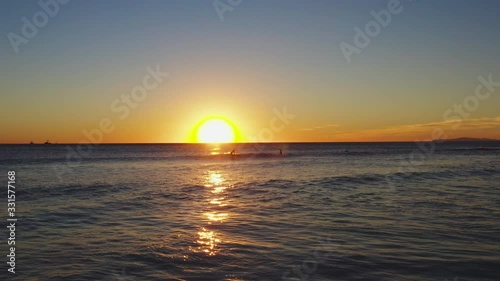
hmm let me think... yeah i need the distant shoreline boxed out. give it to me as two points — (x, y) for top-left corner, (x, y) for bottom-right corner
(433, 137), (499, 142)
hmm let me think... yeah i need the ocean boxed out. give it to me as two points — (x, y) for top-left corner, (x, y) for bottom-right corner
(1, 142), (499, 281)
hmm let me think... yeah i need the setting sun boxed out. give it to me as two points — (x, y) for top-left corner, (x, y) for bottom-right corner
(196, 118), (236, 143)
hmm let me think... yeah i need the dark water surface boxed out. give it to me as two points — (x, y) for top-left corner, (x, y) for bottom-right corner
(1, 142), (499, 280)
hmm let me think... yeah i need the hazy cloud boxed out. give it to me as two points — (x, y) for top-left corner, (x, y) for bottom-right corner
(331, 117), (500, 142)
(298, 124), (340, 132)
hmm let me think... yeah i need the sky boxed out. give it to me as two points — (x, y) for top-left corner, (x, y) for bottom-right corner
(1, 0), (500, 143)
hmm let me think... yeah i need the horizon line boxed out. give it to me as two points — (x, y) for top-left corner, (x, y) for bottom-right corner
(1, 139), (498, 145)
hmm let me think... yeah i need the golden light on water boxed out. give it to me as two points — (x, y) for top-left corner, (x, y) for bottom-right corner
(193, 171), (232, 256)
(205, 172), (229, 193)
(205, 212), (228, 222)
(209, 197), (227, 206)
(209, 146), (222, 155)
(212, 186), (227, 194)
(208, 172), (223, 185)
(196, 228), (221, 256)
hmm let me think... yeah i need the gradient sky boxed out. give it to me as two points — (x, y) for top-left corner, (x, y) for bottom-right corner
(1, 0), (500, 143)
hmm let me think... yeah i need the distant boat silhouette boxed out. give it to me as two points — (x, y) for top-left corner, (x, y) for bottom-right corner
(30, 141), (34, 144)
(44, 140), (51, 145)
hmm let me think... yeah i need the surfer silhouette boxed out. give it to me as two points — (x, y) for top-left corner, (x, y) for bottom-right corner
(279, 149), (282, 155)
(230, 149), (236, 155)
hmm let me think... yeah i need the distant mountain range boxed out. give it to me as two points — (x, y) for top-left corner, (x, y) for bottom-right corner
(434, 137), (498, 142)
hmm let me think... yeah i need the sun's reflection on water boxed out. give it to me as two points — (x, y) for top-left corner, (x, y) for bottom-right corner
(192, 170), (232, 256)
(209, 145), (221, 156)
(205, 212), (228, 222)
(196, 227), (221, 256)
(209, 197), (227, 206)
(206, 172), (224, 186)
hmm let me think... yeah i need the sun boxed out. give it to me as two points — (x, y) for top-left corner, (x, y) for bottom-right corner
(196, 118), (236, 143)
